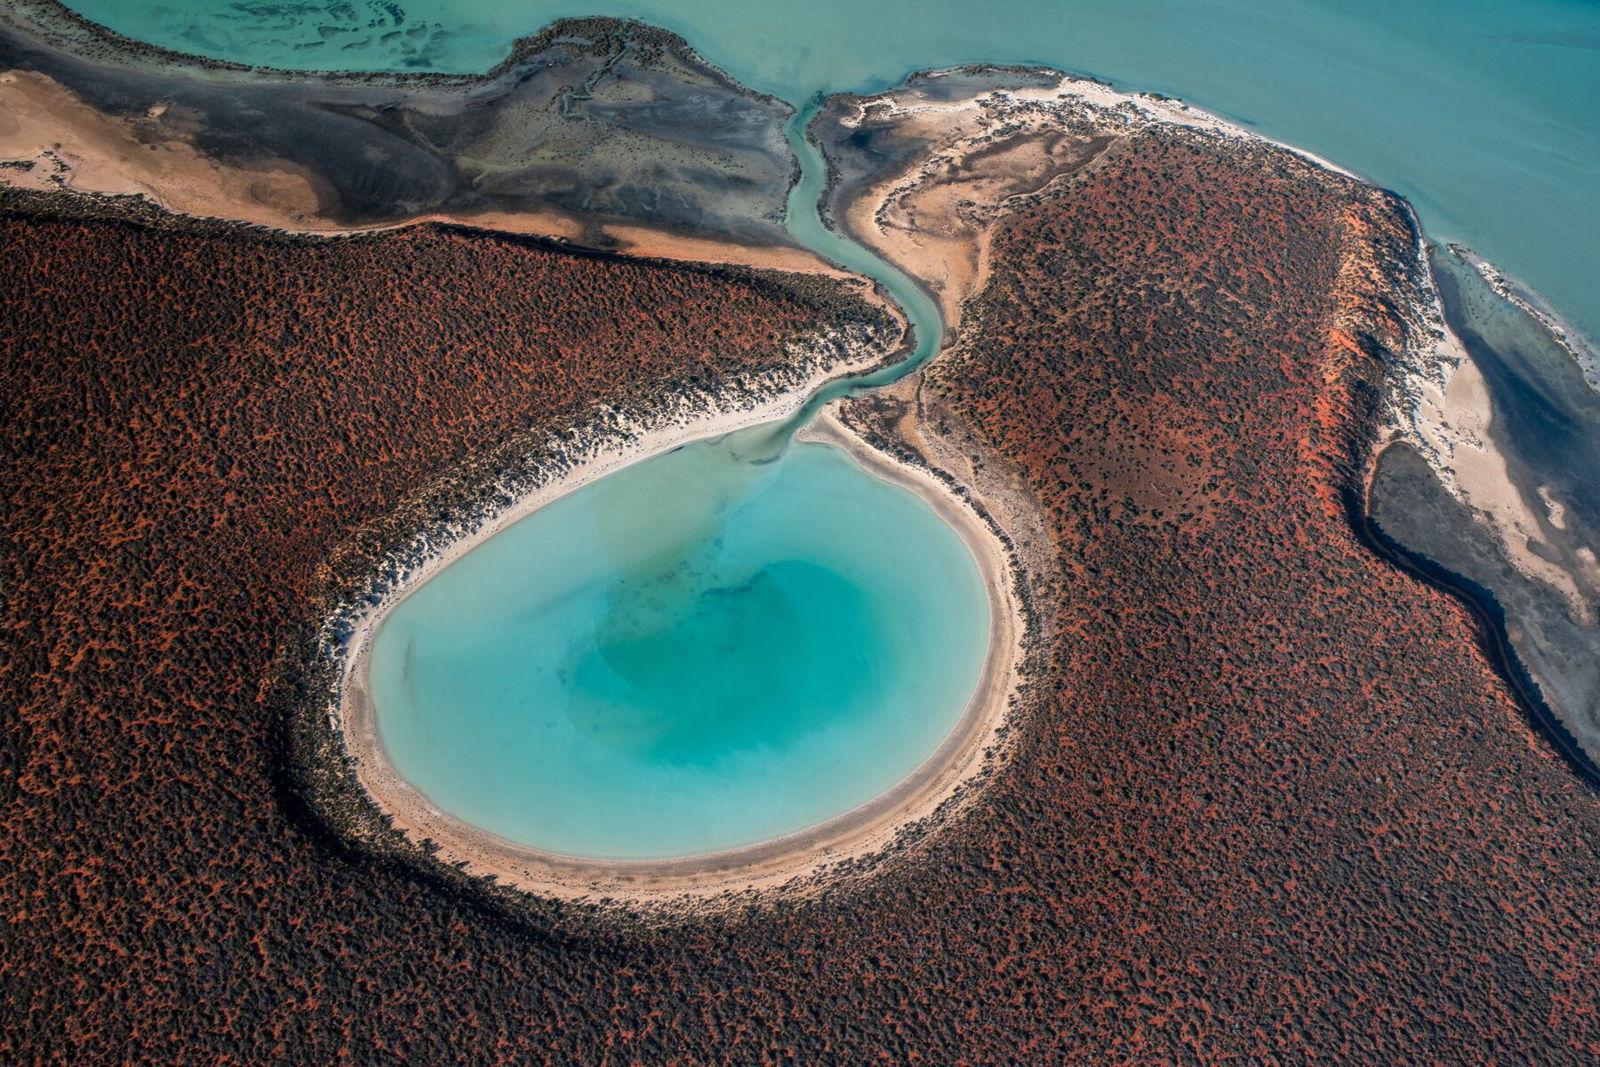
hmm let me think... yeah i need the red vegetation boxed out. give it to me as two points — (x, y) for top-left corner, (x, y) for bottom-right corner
(2, 126), (1598, 1063)
(918, 133), (1600, 1061)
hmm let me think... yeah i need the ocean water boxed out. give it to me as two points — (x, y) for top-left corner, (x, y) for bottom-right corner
(59, 0), (1600, 354)
(367, 437), (990, 860)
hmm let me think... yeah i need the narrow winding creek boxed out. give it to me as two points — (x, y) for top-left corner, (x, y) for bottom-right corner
(362, 106), (997, 861)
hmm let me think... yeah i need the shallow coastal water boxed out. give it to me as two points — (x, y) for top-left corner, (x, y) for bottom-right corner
(367, 436), (989, 859)
(58, 0), (1600, 353)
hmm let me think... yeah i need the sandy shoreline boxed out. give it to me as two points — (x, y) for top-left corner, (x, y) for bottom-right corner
(334, 383), (1025, 911)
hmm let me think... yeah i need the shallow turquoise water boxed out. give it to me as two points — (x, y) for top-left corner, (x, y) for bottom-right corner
(368, 437), (989, 860)
(59, 0), (1600, 351)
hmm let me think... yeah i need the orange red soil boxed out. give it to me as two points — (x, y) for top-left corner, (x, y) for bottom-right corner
(0, 215), (887, 1060)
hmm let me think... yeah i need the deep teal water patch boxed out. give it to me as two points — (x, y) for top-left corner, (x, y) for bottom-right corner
(367, 439), (989, 860)
(57, 0), (1600, 353)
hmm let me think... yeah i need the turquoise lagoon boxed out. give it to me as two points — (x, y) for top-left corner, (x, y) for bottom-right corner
(367, 436), (990, 860)
(59, 0), (1600, 353)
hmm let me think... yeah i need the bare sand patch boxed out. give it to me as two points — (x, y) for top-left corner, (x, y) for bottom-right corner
(599, 222), (856, 279)
(0, 69), (327, 226)
(835, 102), (1109, 328)
(1413, 356), (1600, 623)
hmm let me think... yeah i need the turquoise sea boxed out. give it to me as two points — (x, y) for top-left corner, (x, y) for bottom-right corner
(59, 0), (1600, 354)
(368, 435), (989, 860)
